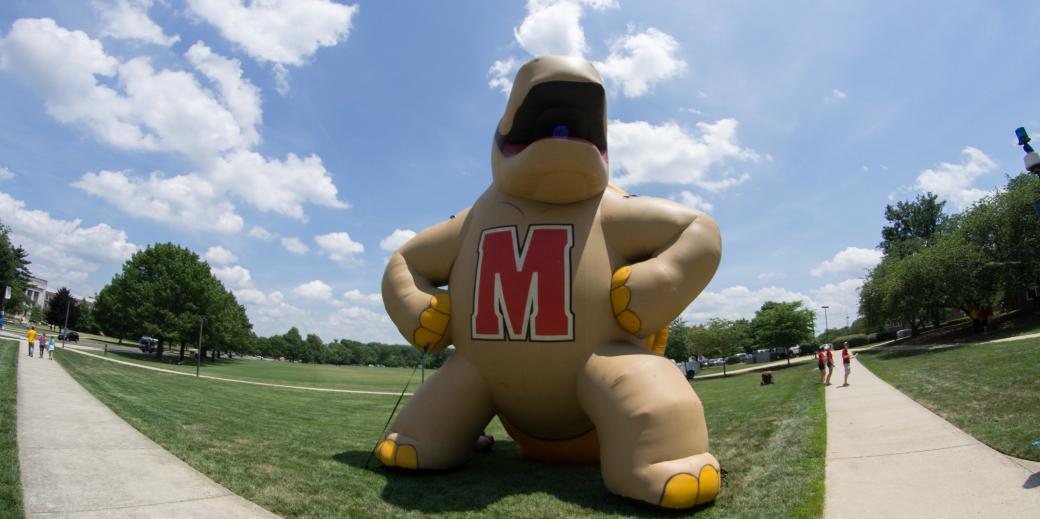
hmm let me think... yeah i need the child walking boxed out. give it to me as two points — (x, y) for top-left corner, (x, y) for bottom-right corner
(38, 332), (46, 358)
(48, 336), (56, 360)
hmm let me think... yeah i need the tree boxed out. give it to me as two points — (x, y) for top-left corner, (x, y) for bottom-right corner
(95, 243), (252, 360)
(664, 319), (694, 362)
(0, 223), (32, 314)
(751, 301), (814, 349)
(879, 193), (947, 256)
(45, 287), (80, 330)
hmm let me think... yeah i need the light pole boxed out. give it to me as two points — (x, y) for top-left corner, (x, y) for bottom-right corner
(821, 305), (830, 339)
(196, 317), (204, 378)
(61, 295), (71, 349)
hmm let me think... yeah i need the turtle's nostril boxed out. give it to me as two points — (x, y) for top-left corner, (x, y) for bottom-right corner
(552, 124), (570, 138)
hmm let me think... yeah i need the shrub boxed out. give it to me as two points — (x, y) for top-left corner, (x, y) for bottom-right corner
(867, 330), (897, 343)
(832, 334), (869, 347)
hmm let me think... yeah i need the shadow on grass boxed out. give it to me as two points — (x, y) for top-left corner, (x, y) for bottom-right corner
(858, 346), (966, 361)
(332, 446), (714, 516)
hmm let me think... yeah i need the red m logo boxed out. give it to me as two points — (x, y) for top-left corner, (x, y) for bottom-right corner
(471, 225), (574, 341)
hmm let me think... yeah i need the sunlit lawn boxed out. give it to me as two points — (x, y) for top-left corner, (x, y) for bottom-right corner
(0, 338), (24, 517)
(859, 338), (1040, 461)
(57, 350), (825, 518)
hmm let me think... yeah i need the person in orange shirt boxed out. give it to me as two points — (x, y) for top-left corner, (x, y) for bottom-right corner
(824, 344), (836, 386)
(817, 348), (827, 384)
(841, 342), (855, 386)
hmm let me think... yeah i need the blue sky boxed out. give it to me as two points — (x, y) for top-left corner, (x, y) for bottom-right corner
(1, 0), (1038, 343)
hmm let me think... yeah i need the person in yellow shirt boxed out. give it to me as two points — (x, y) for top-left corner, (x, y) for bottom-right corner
(27, 326), (36, 357)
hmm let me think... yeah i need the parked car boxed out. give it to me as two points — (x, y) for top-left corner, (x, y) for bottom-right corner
(896, 328), (912, 339)
(57, 330), (79, 342)
(788, 345), (801, 356)
(139, 336), (159, 353)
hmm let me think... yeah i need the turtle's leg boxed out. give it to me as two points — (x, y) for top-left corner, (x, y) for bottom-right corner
(577, 342), (720, 509)
(377, 354), (495, 470)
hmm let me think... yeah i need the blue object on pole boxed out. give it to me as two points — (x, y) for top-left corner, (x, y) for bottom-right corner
(1017, 127), (1030, 145)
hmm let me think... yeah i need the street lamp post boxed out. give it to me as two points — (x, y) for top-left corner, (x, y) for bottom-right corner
(821, 305), (830, 339)
(61, 296), (71, 349)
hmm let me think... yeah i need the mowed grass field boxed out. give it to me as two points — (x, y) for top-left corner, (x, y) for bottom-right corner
(56, 350), (825, 518)
(71, 347), (421, 392)
(858, 338), (1040, 461)
(1, 338), (24, 518)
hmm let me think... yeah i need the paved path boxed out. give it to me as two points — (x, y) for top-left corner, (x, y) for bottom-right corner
(825, 357), (1040, 519)
(15, 337), (279, 518)
(59, 342), (413, 396)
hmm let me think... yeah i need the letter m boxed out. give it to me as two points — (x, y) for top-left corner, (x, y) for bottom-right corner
(471, 225), (574, 341)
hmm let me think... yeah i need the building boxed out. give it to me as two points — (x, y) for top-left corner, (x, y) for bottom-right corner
(25, 275), (47, 309)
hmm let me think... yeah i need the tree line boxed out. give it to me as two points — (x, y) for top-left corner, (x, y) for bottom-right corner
(860, 173), (1040, 335)
(664, 300), (816, 362)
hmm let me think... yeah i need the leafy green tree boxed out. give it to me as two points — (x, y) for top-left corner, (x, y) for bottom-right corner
(664, 318), (694, 361)
(0, 223), (32, 314)
(879, 192), (947, 256)
(751, 301), (814, 349)
(95, 243), (252, 360)
(45, 287), (80, 329)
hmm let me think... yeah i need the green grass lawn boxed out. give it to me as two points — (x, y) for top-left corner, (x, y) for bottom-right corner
(858, 338), (1040, 461)
(0, 338), (24, 517)
(56, 350), (825, 518)
(73, 348), (423, 393)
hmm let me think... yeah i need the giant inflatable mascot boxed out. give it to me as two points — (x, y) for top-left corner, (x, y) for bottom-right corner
(379, 55), (723, 509)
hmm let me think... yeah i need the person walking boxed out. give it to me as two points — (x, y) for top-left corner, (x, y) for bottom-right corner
(841, 342), (854, 386)
(817, 347), (827, 384)
(824, 344), (836, 386)
(38, 332), (46, 358)
(27, 325), (36, 357)
(48, 335), (56, 360)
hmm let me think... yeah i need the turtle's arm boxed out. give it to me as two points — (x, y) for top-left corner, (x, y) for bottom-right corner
(602, 196), (721, 337)
(382, 208), (470, 351)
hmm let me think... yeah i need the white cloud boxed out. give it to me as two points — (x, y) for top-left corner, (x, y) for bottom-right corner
(209, 150), (347, 220)
(293, 279), (333, 301)
(185, 0), (358, 66)
(95, 0), (179, 46)
(211, 265), (252, 288)
(684, 284), (814, 323)
(0, 166), (13, 180)
(594, 28), (686, 98)
(315, 231), (364, 265)
(515, 1), (590, 57)
(0, 191), (136, 293)
(249, 226), (276, 241)
(812, 278), (864, 328)
(316, 305), (398, 344)
(233, 287), (268, 305)
(343, 289), (382, 305)
(73, 170), (244, 233)
(826, 88), (847, 102)
(670, 191), (713, 212)
(757, 271), (786, 280)
(914, 146), (997, 210)
(811, 246), (883, 277)
(202, 245), (238, 265)
(2, 18), (348, 231)
(609, 118), (758, 190)
(487, 57), (519, 95)
(0, 18), (250, 157)
(281, 236), (309, 255)
(185, 41), (262, 146)
(379, 228), (416, 252)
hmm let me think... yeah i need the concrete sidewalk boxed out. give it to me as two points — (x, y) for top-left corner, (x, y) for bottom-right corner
(825, 357), (1040, 519)
(15, 337), (279, 518)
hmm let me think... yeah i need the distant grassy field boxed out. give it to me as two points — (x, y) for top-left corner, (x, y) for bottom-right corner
(858, 338), (1040, 461)
(0, 338), (24, 517)
(57, 350), (824, 518)
(73, 348), (422, 393)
